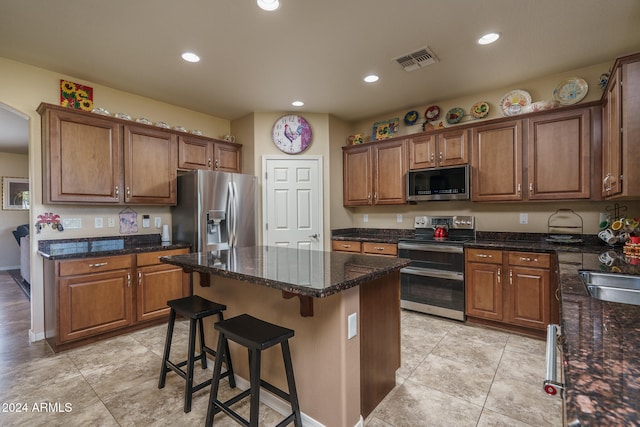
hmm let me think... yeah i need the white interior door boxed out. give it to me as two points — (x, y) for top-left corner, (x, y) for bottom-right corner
(263, 156), (323, 250)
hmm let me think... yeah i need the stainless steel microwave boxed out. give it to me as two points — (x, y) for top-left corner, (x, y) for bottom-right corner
(406, 165), (470, 201)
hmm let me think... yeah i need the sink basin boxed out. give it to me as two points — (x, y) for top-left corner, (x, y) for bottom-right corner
(579, 271), (640, 306)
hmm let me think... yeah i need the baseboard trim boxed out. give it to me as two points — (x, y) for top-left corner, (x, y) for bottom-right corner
(0, 265), (20, 271)
(29, 330), (45, 343)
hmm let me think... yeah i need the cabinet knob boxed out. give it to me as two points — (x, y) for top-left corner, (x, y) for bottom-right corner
(115, 186), (119, 197)
(215, 159), (220, 169)
(208, 158), (212, 167)
(439, 152), (443, 161)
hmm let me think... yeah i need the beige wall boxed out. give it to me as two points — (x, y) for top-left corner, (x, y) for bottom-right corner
(0, 152), (29, 269)
(0, 56), (232, 340)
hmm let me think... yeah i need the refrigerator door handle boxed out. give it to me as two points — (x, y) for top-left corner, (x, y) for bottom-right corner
(227, 181), (234, 248)
(232, 181), (239, 247)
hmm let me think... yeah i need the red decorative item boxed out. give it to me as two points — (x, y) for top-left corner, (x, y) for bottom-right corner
(35, 212), (63, 233)
(60, 80), (94, 111)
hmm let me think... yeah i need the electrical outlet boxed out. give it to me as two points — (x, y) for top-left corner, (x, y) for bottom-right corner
(348, 313), (357, 339)
(94, 217), (103, 228)
(363, 214), (368, 223)
(397, 214), (403, 223)
(154, 217), (162, 228)
(519, 213), (529, 224)
(107, 217), (115, 228)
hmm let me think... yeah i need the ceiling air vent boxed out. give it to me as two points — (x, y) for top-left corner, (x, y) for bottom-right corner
(393, 46), (439, 72)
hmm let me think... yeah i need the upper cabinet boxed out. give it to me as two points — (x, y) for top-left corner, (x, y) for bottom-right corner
(526, 108), (591, 200)
(343, 138), (407, 206)
(38, 103), (242, 205)
(471, 106), (593, 202)
(409, 129), (469, 170)
(602, 53), (640, 199)
(40, 105), (123, 204)
(177, 134), (241, 173)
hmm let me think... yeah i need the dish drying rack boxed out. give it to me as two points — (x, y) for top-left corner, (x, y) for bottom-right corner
(546, 209), (583, 244)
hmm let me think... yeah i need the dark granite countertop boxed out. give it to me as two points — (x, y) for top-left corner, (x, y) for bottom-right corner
(38, 234), (191, 260)
(160, 245), (411, 298)
(331, 228), (414, 244)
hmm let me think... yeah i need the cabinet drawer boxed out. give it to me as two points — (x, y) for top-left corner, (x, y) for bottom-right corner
(59, 255), (133, 277)
(136, 248), (189, 267)
(332, 240), (362, 253)
(362, 242), (397, 256)
(508, 251), (552, 269)
(466, 248), (503, 264)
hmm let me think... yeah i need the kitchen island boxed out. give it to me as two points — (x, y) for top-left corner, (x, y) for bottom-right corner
(161, 246), (410, 427)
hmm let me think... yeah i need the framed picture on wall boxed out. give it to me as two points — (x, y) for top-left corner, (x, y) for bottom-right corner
(2, 177), (29, 210)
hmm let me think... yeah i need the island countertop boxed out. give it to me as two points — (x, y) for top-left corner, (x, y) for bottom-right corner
(160, 245), (411, 298)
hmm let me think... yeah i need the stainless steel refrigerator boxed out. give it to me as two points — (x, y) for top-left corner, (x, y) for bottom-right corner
(172, 170), (257, 252)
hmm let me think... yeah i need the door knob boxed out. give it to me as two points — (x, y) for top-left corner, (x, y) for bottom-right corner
(309, 233), (319, 239)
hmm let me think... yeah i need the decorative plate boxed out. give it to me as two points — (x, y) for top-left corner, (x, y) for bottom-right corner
(424, 105), (441, 121)
(135, 117), (151, 125)
(445, 107), (464, 124)
(470, 101), (490, 119)
(372, 118), (399, 141)
(404, 110), (419, 126)
(553, 77), (588, 105)
(272, 114), (313, 154)
(499, 90), (532, 116)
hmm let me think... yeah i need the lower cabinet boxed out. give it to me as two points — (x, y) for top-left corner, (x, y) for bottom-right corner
(44, 248), (189, 351)
(465, 248), (558, 335)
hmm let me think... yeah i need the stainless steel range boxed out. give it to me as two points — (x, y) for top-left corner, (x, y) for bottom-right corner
(398, 215), (475, 321)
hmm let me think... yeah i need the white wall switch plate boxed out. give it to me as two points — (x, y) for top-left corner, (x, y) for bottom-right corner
(107, 217), (115, 228)
(154, 217), (162, 228)
(94, 217), (103, 228)
(363, 214), (368, 223)
(142, 215), (150, 228)
(519, 213), (528, 224)
(348, 313), (357, 339)
(397, 214), (403, 223)
(62, 218), (82, 229)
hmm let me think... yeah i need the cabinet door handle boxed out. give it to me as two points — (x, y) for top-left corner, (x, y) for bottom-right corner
(115, 186), (119, 197)
(439, 152), (443, 162)
(89, 262), (108, 268)
(138, 271), (142, 286)
(529, 183), (534, 195)
(374, 246), (385, 251)
(430, 153), (435, 162)
(208, 158), (212, 167)
(367, 192), (371, 202)
(126, 186), (131, 197)
(127, 272), (131, 287)
(215, 159), (220, 169)
(477, 254), (492, 258)
(373, 192), (377, 202)
(519, 256), (538, 262)
(517, 183), (521, 195)
(341, 244), (351, 248)
(497, 267), (501, 284)
(509, 269), (513, 285)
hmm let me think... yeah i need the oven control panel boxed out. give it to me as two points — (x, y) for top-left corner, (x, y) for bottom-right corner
(414, 215), (475, 229)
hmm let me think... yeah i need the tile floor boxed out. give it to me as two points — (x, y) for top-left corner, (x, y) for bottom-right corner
(0, 272), (562, 426)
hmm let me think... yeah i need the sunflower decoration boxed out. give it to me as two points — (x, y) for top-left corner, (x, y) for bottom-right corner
(60, 80), (94, 111)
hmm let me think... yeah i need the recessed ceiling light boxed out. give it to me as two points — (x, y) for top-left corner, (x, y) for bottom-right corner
(364, 74), (379, 83)
(478, 33), (500, 45)
(181, 52), (200, 63)
(257, 0), (280, 11)
(291, 101), (304, 107)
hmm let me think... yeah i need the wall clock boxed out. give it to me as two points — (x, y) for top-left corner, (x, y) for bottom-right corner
(271, 114), (313, 154)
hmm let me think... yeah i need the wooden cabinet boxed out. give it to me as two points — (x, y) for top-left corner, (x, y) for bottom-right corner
(44, 248), (189, 351)
(177, 134), (242, 173)
(602, 53), (640, 199)
(332, 240), (397, 257)
(56, 255), (134, 344)
(124, 125), (177, 205)
(471, 120), (523, 201)
(527, 108), (591, 200)
(465, 248), (557, 336)
(135, 248), (189, 322)
(343, 139), (407, 206)
(39, 105), (122, 204)
(471, 107), (592, 202)
(409, 129), (468, 170)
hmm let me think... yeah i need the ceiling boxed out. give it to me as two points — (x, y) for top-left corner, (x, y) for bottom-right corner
(1, 0), (640, 154)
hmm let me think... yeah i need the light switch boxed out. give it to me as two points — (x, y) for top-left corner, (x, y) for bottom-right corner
(348, 313), (357, 339)
(154, 217), (162, 228)
(142, 215), (150, 228)
(519, 213), (528, 224)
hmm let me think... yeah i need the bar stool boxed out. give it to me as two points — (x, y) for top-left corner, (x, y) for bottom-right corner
(206, 314), (302, 427)
(158, 295), (236, 413)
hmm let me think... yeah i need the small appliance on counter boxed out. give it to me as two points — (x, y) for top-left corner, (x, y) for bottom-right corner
(398, 215), (475, 321)
(172, 170), (257, 252)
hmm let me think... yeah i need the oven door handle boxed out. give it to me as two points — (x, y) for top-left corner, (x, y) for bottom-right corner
(401, 266), (463, 281)
(543, 324), (564, 397)
(398, 242), (464, 254)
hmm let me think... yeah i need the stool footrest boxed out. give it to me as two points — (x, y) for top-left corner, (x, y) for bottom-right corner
(260, 379), (292, 403)
(210, 398), (250, 426)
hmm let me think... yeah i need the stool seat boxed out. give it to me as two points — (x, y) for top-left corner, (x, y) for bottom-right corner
(158, 295), (235, 413)
(206, 314), (301, 427)
(214, 313), (294, 350)
(168, 295), (227, 319)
